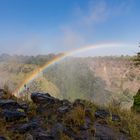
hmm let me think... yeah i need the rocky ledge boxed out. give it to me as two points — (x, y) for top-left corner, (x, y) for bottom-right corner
(0, 90), (130, 140)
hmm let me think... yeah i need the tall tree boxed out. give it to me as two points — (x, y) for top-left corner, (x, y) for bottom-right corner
(134, 43), (140, 65)
(132, 43), (140, 112)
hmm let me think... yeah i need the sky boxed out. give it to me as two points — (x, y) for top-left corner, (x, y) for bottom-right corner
(0, 0), (140, 56)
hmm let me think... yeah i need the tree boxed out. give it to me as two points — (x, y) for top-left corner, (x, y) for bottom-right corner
(134, 43), (140, 65)
(132, 43), (140, 112)
(132, 89), (140, 112)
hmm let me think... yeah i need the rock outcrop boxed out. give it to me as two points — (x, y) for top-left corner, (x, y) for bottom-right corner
(0, 90), (131, 140)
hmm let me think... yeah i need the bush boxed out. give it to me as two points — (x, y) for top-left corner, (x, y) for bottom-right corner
(132, 89), (140, 112)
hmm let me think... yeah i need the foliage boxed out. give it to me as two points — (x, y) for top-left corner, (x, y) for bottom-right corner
(64, 106), (86, 127)
(107, 106), (140, 140)
(134, 44), (140, 65)
(132, 89), (140, 112)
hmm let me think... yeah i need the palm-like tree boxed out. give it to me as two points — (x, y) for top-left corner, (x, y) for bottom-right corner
(134, 43), (140, 65)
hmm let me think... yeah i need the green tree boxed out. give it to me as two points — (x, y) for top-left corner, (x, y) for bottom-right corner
(132, 89), (140, 112)
(132, 43), (140, 112)
(134, 43), (140, 65)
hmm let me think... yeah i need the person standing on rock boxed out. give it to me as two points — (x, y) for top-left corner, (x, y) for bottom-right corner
(24, 84), (30, 101)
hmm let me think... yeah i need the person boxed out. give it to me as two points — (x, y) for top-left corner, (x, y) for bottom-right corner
(24, 84), (30, 101)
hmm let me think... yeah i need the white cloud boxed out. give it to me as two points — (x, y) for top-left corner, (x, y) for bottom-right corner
(55, 1), (109, 51)
(54, 0), (134, 53)
(82, 1), (109, 26)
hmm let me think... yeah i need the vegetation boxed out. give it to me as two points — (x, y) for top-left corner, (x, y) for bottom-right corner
(132, 89), (140, 113)
(133, 43), (140, 66)
(0, 88), (140, 139)
(132, 44), (140, 113)
(107, 103), (140, 140)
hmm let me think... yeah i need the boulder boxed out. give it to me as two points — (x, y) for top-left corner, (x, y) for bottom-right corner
(63, 127), (77, 139)
(0, 89), (7, 99)
(25, 133), (33, 140)
(2, 109), (26, 122)
(51, 122), (64, 139)
(19, 102), (29, 112)
(77, 130), (93, 140)
(112, 114), (121, 122)
(57, 106), (70, 114)
(36, 135), (54, 140)
(16, 122), (39, 133)
(95, 109), (110, 119)
(73, 99), (85, 109)
(31, 93), (55, 104)
(61, 99), (72, 106)
(33, 130), (54, 140)
(94, 122), (128, 140)
(79, 124), (90, 130)
(0, 136), (7, 140)
(0, 99), (21, 110)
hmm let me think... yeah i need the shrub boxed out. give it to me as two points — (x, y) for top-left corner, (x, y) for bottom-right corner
(132, 89), (140, 112)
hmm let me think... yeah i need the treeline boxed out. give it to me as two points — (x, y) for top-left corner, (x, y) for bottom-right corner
(0, 53), (61, 66)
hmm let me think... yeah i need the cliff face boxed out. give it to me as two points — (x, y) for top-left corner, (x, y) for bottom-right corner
(87, 58), (140, 93)
(0, 56), (139, 108)
(86, 58), (140, 108)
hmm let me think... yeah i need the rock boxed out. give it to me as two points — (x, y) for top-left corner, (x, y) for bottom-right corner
(0, 99), (21, 110)
(79, 124), (90, 130)
(35, 132), (54, 140)
(119, 128), (130, 135)
(25, 133), (33, 140)
(51, 122), (64, 140)
(31, 117), (44, 124)
(0, 136), (7, 140)
(31, 129), (54, 140)
(19, 102), (29, 112)
(2, 109), (26, 122)
(31, 93), (55, 104)
(16, 122), (39, 133)
(61, 99), (72, 106)
(73, 99), (85, 109)
(85, 109), (94, 122)
(77, 130), (93, 140)
(112, 114), (121, 122)
(0, 89), (7, 99)
(95, 109), (110, 119)
(94, 122), (128, 140)
(57, 106), (70, 114)
(63, 127), (77, 139)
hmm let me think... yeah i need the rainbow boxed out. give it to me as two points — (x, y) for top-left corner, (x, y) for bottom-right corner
(12, 42), (128, 96)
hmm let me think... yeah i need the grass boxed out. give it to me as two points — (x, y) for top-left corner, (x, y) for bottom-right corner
(107, 101), (140, 140)
(64, 106), (86, 127)
(0, 118), (25, 140)
(60, 133), (74, 140)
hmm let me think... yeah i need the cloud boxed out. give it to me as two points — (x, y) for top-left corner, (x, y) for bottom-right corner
(54, 1), (109, 51)
(80, 1), (109, 26)
(53, 0), (134, 53)
(59, 26), (86, 51)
